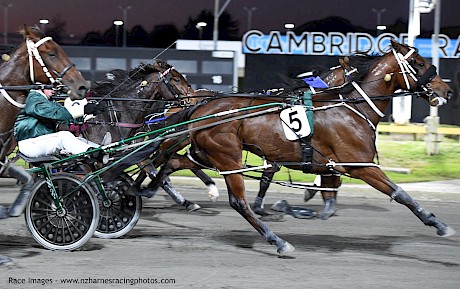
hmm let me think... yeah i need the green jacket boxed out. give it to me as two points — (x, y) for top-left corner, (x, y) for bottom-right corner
(14, 90), (74, 141)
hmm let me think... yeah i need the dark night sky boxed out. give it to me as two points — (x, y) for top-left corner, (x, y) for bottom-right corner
(3, 0), (460, 38)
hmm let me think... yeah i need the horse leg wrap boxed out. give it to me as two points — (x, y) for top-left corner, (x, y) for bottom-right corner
(161, 180), (185, 205)
(391, 186), (452, 236)
(259, 174), (272, 196)
(319, 197), (336, 220)
(254, 196), (265, 210)
(253, 196), (269, 216)
(7, 165), (34, 217)
(229, 196), (292, 252)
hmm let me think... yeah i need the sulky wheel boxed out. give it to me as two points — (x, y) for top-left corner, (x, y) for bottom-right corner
(94, 173), (142, 238)
(24, 172), (99, 250)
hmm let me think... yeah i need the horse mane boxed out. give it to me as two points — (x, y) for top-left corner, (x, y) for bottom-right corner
(153, 59), (172, 70)
(274, 74), (309, 93)
(19, 25), (46, 39)
(92, 64), (161, 97)
(328, 53), (382, 95)
(278, 52), (383, 96)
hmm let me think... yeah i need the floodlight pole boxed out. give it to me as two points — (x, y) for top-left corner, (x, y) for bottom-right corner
(213, 0), (232, 51)
(119, 5), (131, 47)
(2, 3), (12, 45)
(426, 0), (441, 155)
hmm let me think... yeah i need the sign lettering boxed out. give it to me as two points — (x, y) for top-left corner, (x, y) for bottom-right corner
(242, 30), (460, 58)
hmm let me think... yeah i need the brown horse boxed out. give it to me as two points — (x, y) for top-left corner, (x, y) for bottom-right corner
(253, 57), (358, 219)
(149, 59), (353, 218)
(130, 60), (221, 207)
(0, 26), (89, 218)
(0, 26), (88, 160)
(156, 40), (455, 254)
(81, 62), (211, 211)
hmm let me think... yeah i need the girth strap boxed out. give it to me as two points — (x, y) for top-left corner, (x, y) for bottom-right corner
(301, 142), (313, 173)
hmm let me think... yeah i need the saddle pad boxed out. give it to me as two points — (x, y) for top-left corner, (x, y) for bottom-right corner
(303, 76), (329, 89)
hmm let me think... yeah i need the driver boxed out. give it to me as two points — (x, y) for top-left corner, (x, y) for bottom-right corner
(14, 87), (104, 157)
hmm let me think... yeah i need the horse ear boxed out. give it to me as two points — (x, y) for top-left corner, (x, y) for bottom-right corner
(19, 25), (28, 37)
(20, 25), (41, 40)
(390, 38), (400, 49)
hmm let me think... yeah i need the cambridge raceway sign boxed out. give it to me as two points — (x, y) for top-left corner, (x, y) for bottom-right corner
(242, 30), (460, 58)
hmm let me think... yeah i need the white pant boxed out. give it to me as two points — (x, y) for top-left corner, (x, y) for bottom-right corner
(18, 131), (97, 158)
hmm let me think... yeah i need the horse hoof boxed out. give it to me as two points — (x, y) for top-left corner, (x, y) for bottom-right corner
(304, 188), (318, 202)
(278, 241), (295, 255)
(207, 184), (219, 202)
(253, 207), (269, 216)
(186, 203), (201, 212)
(270, 200), (289, 212)
(438, 226), (456, 237)
(0, 255), (13, 266)
(0, 206), (9, 219)
(319, 209), (336, 220)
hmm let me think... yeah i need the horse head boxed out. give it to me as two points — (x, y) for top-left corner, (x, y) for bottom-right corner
(20, 25), (88, 99)
(390, 39), (453, 107)
(152, 59), (191, 97)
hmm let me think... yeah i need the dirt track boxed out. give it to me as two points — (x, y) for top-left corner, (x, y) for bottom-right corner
(1, 177), (459, 289)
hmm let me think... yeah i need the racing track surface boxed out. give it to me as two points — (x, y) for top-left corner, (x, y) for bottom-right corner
(1, 177), (459, 289)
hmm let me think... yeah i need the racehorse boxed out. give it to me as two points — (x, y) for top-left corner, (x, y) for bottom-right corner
(252, 57), (357, 219)
(153, 39), (455, 254)
(0, 26), (89, 218)
(150, 59), (353, 218)
(82, 62), (208, 211)
(130, 60), (220, 205)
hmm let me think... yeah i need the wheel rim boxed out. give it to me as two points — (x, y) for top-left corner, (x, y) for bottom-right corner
(26, 174), (98, 250)
(95, 174), (142, 238)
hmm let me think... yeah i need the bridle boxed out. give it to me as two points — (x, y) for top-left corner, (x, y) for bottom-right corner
(391, 47), (438, 94)
(153, 66), (180, 100)
(142, 67), (193, 107)
(342, 46), (441, 118)
(26, 37), (75, 85)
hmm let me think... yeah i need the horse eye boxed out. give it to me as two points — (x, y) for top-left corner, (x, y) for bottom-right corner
(418, 62), (425, 68)
(48, 52), (57, 58)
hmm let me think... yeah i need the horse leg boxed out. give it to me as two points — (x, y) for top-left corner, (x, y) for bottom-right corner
(317, 175), (341, 220)
(351, 167), (455, 237)
(224, 173), (294, 254)
(5, 164), (34, 217)
(126, 161), (158, 198)
(191, 169), (219, 202)
(253, 165), (279, 216)
(149, 155), (202, 212)
(304, 175), (321, 202)
(161, 177), (201, 212)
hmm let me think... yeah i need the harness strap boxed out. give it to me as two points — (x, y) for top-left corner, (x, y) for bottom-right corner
(351, 81), (385, 117)
(417, 65), (437, 87)
(115, 122), (144, 128)
(27, 37), (55, 84)
(326, 161), (380, 168)
(0, 83), (26, 108)
(300, 142), (313, 173)
(313, 102), (376, 131)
